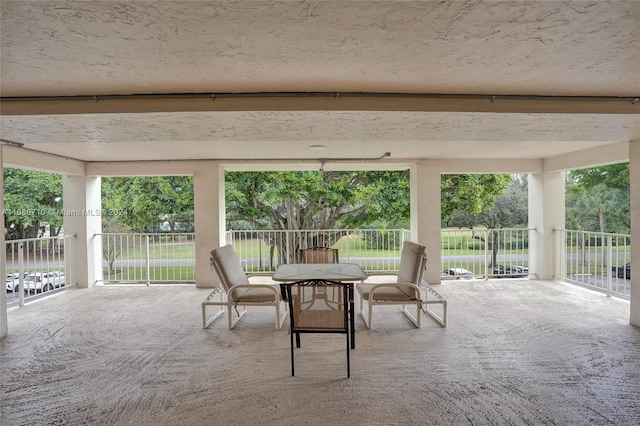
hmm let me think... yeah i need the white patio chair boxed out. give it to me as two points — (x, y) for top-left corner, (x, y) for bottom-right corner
(202, 244), (287, 330)
(356, 240), (428, 329)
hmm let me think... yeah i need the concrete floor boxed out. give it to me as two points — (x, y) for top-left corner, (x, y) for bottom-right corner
(1, 279), (638, 426)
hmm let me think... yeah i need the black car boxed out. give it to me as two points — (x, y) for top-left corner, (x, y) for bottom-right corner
(493, 265), (529, 278)
(612, 263), (631, 280)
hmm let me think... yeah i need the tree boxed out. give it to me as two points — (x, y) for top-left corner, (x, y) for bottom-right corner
(226, 170), (512, 264)
(568, 163), (628, 191)
(226, 170), (400, 264)
(441, 174), (513, 223)
(449, 176), (526, 267)
(102, 176), (194, 232)
(3, 168), (63, 241)
(567, 163), (630, 233)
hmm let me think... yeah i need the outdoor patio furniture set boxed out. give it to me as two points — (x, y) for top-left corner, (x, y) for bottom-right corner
(202, 241), (448, 376)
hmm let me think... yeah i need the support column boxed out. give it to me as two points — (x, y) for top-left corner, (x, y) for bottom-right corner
(1, 146), (7, 338)
(62, 176), (102, 288)
(528, 171), (565, 281)
(412, 162), (442, 284)
(629, 140), (639, 327)
(194, 164), (224, 288)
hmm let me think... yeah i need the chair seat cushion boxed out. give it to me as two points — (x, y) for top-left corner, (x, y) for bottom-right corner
(232, 285), (278, 302)
(357, 283), (417, 302)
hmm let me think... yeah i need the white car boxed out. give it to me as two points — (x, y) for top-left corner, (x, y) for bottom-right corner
(442, 268), (476, 280)
(6, 273), (35, 292)
(6, 273), (20, 291)
(23, 271), (66, 293)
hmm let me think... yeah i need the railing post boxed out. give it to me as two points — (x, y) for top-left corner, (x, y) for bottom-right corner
(606, 235), (612, 298)
(484, 229), (489, 280)
(580, 230), (586, 274)
(285, 231), (291, 265)
(145, 235), (151, 286)
(345, 230), (351, 262)
(18, 243), (25, 307)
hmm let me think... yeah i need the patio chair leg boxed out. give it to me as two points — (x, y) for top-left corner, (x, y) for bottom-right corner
(276, 301), (289, 330)
(346, 329), (351, 378)
(359, 299), (372, 329)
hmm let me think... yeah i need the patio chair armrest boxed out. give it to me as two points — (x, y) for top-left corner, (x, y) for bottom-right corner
(246, 272), (275, 278)
(227, 283), (283, 298)
(364, 272), (399, 279)
(367, 282), (422, 301)
(368, 282), (419, 289)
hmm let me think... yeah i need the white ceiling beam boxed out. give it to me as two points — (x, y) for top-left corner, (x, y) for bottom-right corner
(544, 142), (631, 172)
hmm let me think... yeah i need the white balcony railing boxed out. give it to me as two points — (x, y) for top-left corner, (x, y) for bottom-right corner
(554, 229), (632, 299)
(5, 235), (75, 306)
(97, 233), (196, 284)
(225, 228), (413, 273)
(6, 229), (632, 306)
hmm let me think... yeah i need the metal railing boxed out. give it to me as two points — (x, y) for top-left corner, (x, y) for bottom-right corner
(555, 229), (631, 299)
(97, 233), (196, 284)
(5, 235), (75, 306)
(228, 228), (535, 279)
(226, 228), (413, 273)
(441, 228), (534, 279)
(6, 229), (631, 302)
(92, 228), (535, 282)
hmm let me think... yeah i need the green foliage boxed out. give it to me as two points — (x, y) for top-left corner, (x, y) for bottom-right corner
(3, 168), (63, 240)
(568, 164), (629, 191)
(225, 170), (410, 232)
(227, 171), (513, 233)
(441, 174), (513, 222)
(566, 164), (629, 233)
(102, 176), (194, 232)
(447, 175), (524, 229)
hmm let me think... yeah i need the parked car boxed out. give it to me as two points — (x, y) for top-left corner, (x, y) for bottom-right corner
(6, 273), (20, 292)
(5, 273), (35, 292)
(492, 265), (505, 276)
(492, 265), (529, 278)
(505, 265), (529, 278)
(611, 263), (631, 280)
(442, 268), (475, 280)
(22, 271), (66, 293)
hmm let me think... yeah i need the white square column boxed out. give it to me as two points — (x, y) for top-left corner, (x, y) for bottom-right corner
(528, 171), (565, 281)
(1, 146), (7, 338)
(412, 162), (443, 284)
(629, 140), (639, 327)
(62, 175), (102, 288)
(193, 164), (225, 288)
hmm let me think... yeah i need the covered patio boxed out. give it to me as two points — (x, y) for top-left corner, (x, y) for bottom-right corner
(1, 11), (639, 426)
(2, 279), (638, 425)
(1, 1), (639, 338)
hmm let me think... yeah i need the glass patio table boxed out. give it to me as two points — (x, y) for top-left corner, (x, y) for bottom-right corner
(273, 263), (367, 349)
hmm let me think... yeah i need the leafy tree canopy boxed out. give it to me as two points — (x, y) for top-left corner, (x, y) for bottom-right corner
(449, 177), (527, 229)
(102, 176), (194, 232)
(566, 163), (629, 233)
(225, 170), (409, 231)
(568, 163), (629, 192)
(3, 168), (63, 240)
(441, 174), (513, 223)
(227, 171), (512, 230)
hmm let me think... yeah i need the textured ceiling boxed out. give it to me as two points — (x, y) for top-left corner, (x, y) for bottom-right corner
(1, 1), (639, 164)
